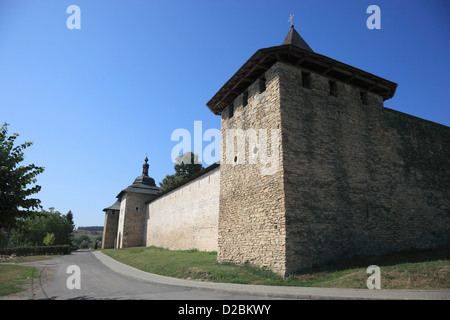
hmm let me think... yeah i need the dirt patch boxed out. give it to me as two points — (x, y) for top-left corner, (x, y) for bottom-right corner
(0, 254), (17, 261)
(182, 267), (213, 281)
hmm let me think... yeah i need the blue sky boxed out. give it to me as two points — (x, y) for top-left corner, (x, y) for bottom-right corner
(1, 0), (449, 228)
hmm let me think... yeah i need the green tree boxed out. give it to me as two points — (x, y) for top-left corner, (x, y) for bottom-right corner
(80, 240), (89, 249)
(9, 207), (74, 246)
(174, 152), (203, 177)
(158, 152), (204, 193)
(43, 232), (56, 246)
(73, 234), (91, 247)
(66, 210), (75, 230)
(158, 174), (184, 193)
(0, 122), (44, 230)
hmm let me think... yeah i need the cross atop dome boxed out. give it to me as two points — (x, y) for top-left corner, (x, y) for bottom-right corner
(288, 14), (294, 28)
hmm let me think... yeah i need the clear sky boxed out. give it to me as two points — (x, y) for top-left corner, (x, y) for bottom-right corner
(1, 0), (449, 228)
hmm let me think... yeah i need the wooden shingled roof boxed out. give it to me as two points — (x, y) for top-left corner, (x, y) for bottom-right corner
(281, 25), (314, 52)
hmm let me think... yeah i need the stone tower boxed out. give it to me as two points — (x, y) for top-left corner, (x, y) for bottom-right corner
(101, 200), (120, 249)
(207, 26), (449, 276)
(103, 157), (159, 249)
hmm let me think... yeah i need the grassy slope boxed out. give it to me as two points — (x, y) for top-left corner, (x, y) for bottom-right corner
(0, 265), (38, 296)
(103, 246), (450, 289)
(0, 255), (58, 297)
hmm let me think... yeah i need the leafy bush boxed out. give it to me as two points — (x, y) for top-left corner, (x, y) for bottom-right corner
(79, 240), (89, 249)
(8, 208), (74, 247)
(0, 245), (71, 256)
(43, 233), (56, 246)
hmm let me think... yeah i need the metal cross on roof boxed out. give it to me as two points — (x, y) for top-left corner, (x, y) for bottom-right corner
(288, 14), (294, 27)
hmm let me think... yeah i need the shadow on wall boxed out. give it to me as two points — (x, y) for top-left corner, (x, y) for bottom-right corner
(293, 245), (450, 275)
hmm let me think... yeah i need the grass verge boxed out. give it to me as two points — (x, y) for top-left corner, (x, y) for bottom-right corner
(0, 265), (38, 296)
(0, 255), (60, 297)
(103, 246), (450, 289)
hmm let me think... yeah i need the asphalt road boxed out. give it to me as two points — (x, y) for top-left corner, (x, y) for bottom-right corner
(5, 249), (450, 301)
(11, 250), (285, 300)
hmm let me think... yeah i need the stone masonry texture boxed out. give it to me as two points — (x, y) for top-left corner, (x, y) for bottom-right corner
(218, 63), (287, 275)
(217, 61), (449, 276)
(102, 209), (119, 249)
(278, 61), (449, 274)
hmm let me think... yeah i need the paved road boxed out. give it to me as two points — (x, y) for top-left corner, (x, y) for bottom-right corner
(5, 249), (450, 300)
(9, 250), (284, 300)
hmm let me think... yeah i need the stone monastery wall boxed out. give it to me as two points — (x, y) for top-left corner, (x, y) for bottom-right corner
(144, 165), (220, 251)
(276, 62), (450, 273)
